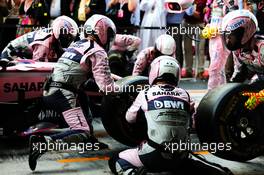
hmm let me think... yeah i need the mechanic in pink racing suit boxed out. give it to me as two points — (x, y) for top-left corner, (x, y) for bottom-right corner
(0, 16), (78, 64)
(221, 10), (264, 83)
(28, 15), (118, 171)
(109, 56), (233, 175)
(108, 34), (141, 76)
(207, 0), (242, 90)
(132, 34), (176, 76)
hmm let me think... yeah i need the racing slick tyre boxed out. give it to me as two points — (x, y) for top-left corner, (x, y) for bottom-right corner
(101, 76), (149, 146)
(195, 82), (264, 161)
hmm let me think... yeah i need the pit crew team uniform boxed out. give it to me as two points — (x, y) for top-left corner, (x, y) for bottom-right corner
(207, 0), (239, 89)
(132, 47), (156, 76)
(232, 36), (264, 82)
(42, 38), (117, 141)
(132, 47), (176, 76)
(109, 84), (195, 173)
(1, 30), (62, 62)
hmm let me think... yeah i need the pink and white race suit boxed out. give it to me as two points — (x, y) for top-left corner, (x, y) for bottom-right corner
(1, 29), (61, 62)
(115, 84), (194, 171)
(232, 37), (264, 79)
(207, 0), (239, 89)
(111, 34), (141, 52)
(43, 38), (117, 133)
(132, 46), (176, 76)
(132, 47), (156, 76)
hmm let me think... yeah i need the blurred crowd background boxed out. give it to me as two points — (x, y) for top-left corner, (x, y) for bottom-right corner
(0, 0), (263, 79)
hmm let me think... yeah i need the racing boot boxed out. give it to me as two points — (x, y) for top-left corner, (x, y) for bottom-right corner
(28, 135), (51, 171)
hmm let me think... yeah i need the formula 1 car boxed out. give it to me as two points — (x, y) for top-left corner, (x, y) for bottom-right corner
(2, 60), (263, 162)
(0, 60), (148, 138)
(0, 60), (64, 137)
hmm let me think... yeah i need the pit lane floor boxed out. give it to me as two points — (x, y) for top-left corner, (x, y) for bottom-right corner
(1, 79), (264, 175)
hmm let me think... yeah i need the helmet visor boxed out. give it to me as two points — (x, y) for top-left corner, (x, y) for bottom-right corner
(58, 28), (75, 48)
(222, 28), (244, 51)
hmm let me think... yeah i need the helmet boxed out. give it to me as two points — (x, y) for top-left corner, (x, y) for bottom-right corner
(52, 16), (79, 48)
(155, 34), (176, 56)
(149, 56), (181, 85)
(221, 10), (258, 51)
(165, 0), (194, 14)
(83, 14), (116, 51)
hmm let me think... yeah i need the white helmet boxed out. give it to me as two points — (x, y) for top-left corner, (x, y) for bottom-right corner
(155, 34), (176, 56)
(83, 14), (116, 51)
(52, 16), (79, 48)
(149, 56), (181, 85)
(221, 10), (258, 51)
(165, 0), (194, 14)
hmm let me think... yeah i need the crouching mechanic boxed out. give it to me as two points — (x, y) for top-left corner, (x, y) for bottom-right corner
(132, 34), (176, 76)
(108, 34), (141, 76)
(28, 15), (119, 171)
(221, 10), (264, 83)
(109, 56), (233, 175)
(0, 15), (78, 65)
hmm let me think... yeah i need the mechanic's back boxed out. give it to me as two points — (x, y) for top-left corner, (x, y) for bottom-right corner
(1, 16), (78, 63)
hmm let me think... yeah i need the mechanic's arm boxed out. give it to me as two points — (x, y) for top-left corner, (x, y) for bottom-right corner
(126, 90), (145, 123)
(88, 51), (119, 93)
(230, 52), (249, 82)
(132, 51), (148, 76)
(112, 34), (141, 52)
(31, 44), (50, 62)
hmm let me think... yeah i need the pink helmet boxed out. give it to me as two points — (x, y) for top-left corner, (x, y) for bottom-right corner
(149, 56), (181, 85)
(221, 10), (258, 50)
(83, 14), (116, 50)
(155, 34), (176, 56)
(52, 16), (79, 48)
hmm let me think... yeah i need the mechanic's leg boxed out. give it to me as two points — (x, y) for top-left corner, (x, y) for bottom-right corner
(109, 148), (144, 175)
(78, 90), (94, 134)
(197, 27), (206, 77)
(179, 158), (233, 175)
(29, 89), (104, 171)
(183, 22), (194, 77)
(176, 25), (184, 68)
(208, 36), (230, 90)
(29, 89), (73, 171)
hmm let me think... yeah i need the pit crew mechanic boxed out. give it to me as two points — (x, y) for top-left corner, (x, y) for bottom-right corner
(0, 16), (78, 64)
(109, 56), (232, 175)
(28, 14), (119, 171)
(221, 9), (264, 83)
(132, 34), (176, 76)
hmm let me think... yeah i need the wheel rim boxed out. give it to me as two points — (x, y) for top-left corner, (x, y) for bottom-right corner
(217, 93), (264, 158)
